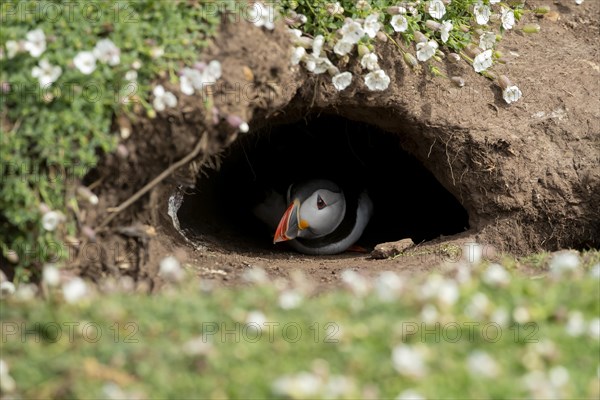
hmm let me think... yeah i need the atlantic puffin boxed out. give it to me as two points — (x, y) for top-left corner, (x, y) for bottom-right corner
(253, 180), (373, 255)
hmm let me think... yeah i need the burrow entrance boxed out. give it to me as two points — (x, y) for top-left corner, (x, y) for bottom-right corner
(174, 114), (469, 254)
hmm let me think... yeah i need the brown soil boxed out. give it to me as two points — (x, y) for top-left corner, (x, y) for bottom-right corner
(80, 0), (599, 289)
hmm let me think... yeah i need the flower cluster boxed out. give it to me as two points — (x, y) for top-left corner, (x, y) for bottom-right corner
(179, 60), (222, 96)
(282, 0), (525, 104)
(6, 28), (46, 59)
(249, 1), (276, 30)
(7, 28), (183, 114)
(290, 15), (391, 93)
(11, 29), (124, 91)
(73, 38), (121, 76)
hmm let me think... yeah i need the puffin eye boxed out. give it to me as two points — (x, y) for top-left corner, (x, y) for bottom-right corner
(317, 195), (326, 210)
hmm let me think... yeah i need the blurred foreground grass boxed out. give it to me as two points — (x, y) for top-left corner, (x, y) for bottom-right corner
(2, 251), (599, 399)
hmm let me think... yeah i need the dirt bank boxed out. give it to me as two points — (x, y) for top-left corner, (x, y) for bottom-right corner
(81, 0), (599, 287)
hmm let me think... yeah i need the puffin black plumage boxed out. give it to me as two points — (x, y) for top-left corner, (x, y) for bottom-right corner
(253, 179), (373, 255)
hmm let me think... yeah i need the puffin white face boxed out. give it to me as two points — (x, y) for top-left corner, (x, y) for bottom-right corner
(297, 189), (345, 238)
(274, 184), (346, 243)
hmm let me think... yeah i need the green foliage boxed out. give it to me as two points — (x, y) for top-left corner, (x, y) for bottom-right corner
(0, 1), (223, 280)
(2, 257), (599, 398)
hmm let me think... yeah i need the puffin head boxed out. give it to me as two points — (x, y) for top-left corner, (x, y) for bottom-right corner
(274, 180), (346, 243)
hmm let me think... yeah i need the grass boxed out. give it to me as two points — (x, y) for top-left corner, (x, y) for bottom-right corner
(1, 0), (224, 281)
(2, 253), (599, 398)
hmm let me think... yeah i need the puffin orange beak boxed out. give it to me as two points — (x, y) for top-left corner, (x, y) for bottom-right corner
(274, 199), (305, 243)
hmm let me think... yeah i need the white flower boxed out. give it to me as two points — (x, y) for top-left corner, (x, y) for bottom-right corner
(332, 71), (353, 91)
(465, 292), (490, 319)
(421, 275), (460, 306)
(182, 336), (213, 356)
(333, 39), (354, 56)
(312, 35), (324, 57)
(205, 60), (222, 83)
(311, 56), (334, 74)
(428, 0), (446, 19)
(364, 69), (390, 91)
(278, 290), (302, 309)
(41, 210), (63, 231)
(396, 390), (424, 400)
(473, 49), (493, 72)
(242, 267), (269, 284)
(272, 372), (321, 398)
(326, 2), (344, 15)
(249, 1), (275, 30)
(152, 85), (177, 112)
(341, 270), (369, 296)
(479, 31), (496, 50)
(513, 306), (530, 324)
(6, 40), (21, 59)
(363, 13), (381, 38)
(0, 359), (16, 392)
(125, 70), (138, 81)
(288, 28), (302, 39)
(420, 304), (438, 324)
(549, 251), (580, 276)
(24, 28), (46, 57)
(340, 20), (365, 44)
(93, 38), (120, 66)
(291, 46), (306, 65)
(503, 85), (522, 104)
(42, 264), (61, 286)
(549, 366), (570, 387)
(439, 20), (453, 43)
(360, 53), (379, 71)
(356, 0), (370, 11)
(0, 359), (8, 378)
(392, 345), (426, 378)
(375, 271), (404, 302)
(179, 67), (203, 95)
(391, 6), (407, 15)
(15, 283), (37, 301)
(419, 274), (442, 299)
(32, 59), (62, 87)
(501, 7), (515, 30)
(490, 0), (500, 3)
(590, 263), (600, 279)
(391, 15), (408, 32)
(159, 256), (184, 282)
(408, 5), (419, 17)
(491, 307), (510, 327)
(150, 47), (164, 59)
(74, 51), (97, 75)
(62, 277), (89, 303)
(474, 2), (491, 25)
(246, 310), (266, 330)
(575, 0), (584, 4)
(589, 318), (600, 340)
(0, 282), (16, 299)
(416, 40), (438, 62)
(323, 376), (355, 398)
(437, 279), (459, 306)
(566, 311), (585, 337)
(482, 263), (510, 287)
(467, 350), (499, 378)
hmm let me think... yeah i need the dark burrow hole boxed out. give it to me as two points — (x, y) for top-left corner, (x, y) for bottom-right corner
(176, 114), (469, 253)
